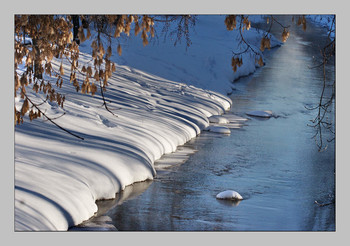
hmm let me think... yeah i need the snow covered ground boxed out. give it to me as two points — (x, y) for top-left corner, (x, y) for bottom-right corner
(307, 15), (335, 39)
(94, 15), (282, 95)
(14, 15), (281, 231)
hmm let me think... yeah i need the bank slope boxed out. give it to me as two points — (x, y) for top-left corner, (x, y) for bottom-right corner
(14, 52), (232, 231)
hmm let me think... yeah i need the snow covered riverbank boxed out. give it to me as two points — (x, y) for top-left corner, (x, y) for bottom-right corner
(15, 15), (282, 231)
(15, 57), (232, 230)
(114, 15), (282, 95)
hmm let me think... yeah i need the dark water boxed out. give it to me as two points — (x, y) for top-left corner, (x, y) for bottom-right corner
(74, 17), (335, 231)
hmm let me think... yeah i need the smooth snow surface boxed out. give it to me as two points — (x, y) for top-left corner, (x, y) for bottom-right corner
(216, 190), (243, 200)
(246, 110), (273, 118)
(208, 115), (230, 124)
(205, 125), (231, 134)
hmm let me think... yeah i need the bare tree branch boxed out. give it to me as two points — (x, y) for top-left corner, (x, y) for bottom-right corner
(23, 93), (84, 140)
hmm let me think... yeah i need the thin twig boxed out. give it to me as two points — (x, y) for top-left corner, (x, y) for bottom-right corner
(315, 200), (335, 207)
(271, 16), (291, 30)
(153, 15), (181, 23)
(23, 93), (84, 140)
(232, 16), (260, 57)
(99, 79), (117, 117)
(307, 42), (335, 151)
(96, 32), (118, 117)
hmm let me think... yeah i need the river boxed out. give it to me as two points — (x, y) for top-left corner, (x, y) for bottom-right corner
(71, 16), (335, 231)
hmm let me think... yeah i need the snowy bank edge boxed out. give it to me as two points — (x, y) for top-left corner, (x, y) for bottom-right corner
(14, 57), (232, 231)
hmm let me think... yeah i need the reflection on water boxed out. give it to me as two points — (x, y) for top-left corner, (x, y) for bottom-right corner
(73, 17), (335, 231)
(70, 180), (153, 231)
(216, 199), (242, 207)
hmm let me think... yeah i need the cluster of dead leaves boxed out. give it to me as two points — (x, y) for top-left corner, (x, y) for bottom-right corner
(14, 15), (73, 125)
(242, 17), (251, 31)
(225, 15), (271, 71)
(260, 37), (271, 52)
(224, 15), (237, 31)
(231, 57), (243, 72)
(14, 15), (157, 125)
(282, 29), (290, 42)
(296, 15), (307, 31)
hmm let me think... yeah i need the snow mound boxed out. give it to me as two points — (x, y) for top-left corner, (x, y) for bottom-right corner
(205, 126), (231, 134)
(208, 115), (230, 124)
(216, 190), (243, 200)
(246, 110), (273, 118)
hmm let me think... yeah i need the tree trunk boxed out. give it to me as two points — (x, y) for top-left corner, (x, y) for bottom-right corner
(72, 15), (80, 45)
(32, 38), (42, 80)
